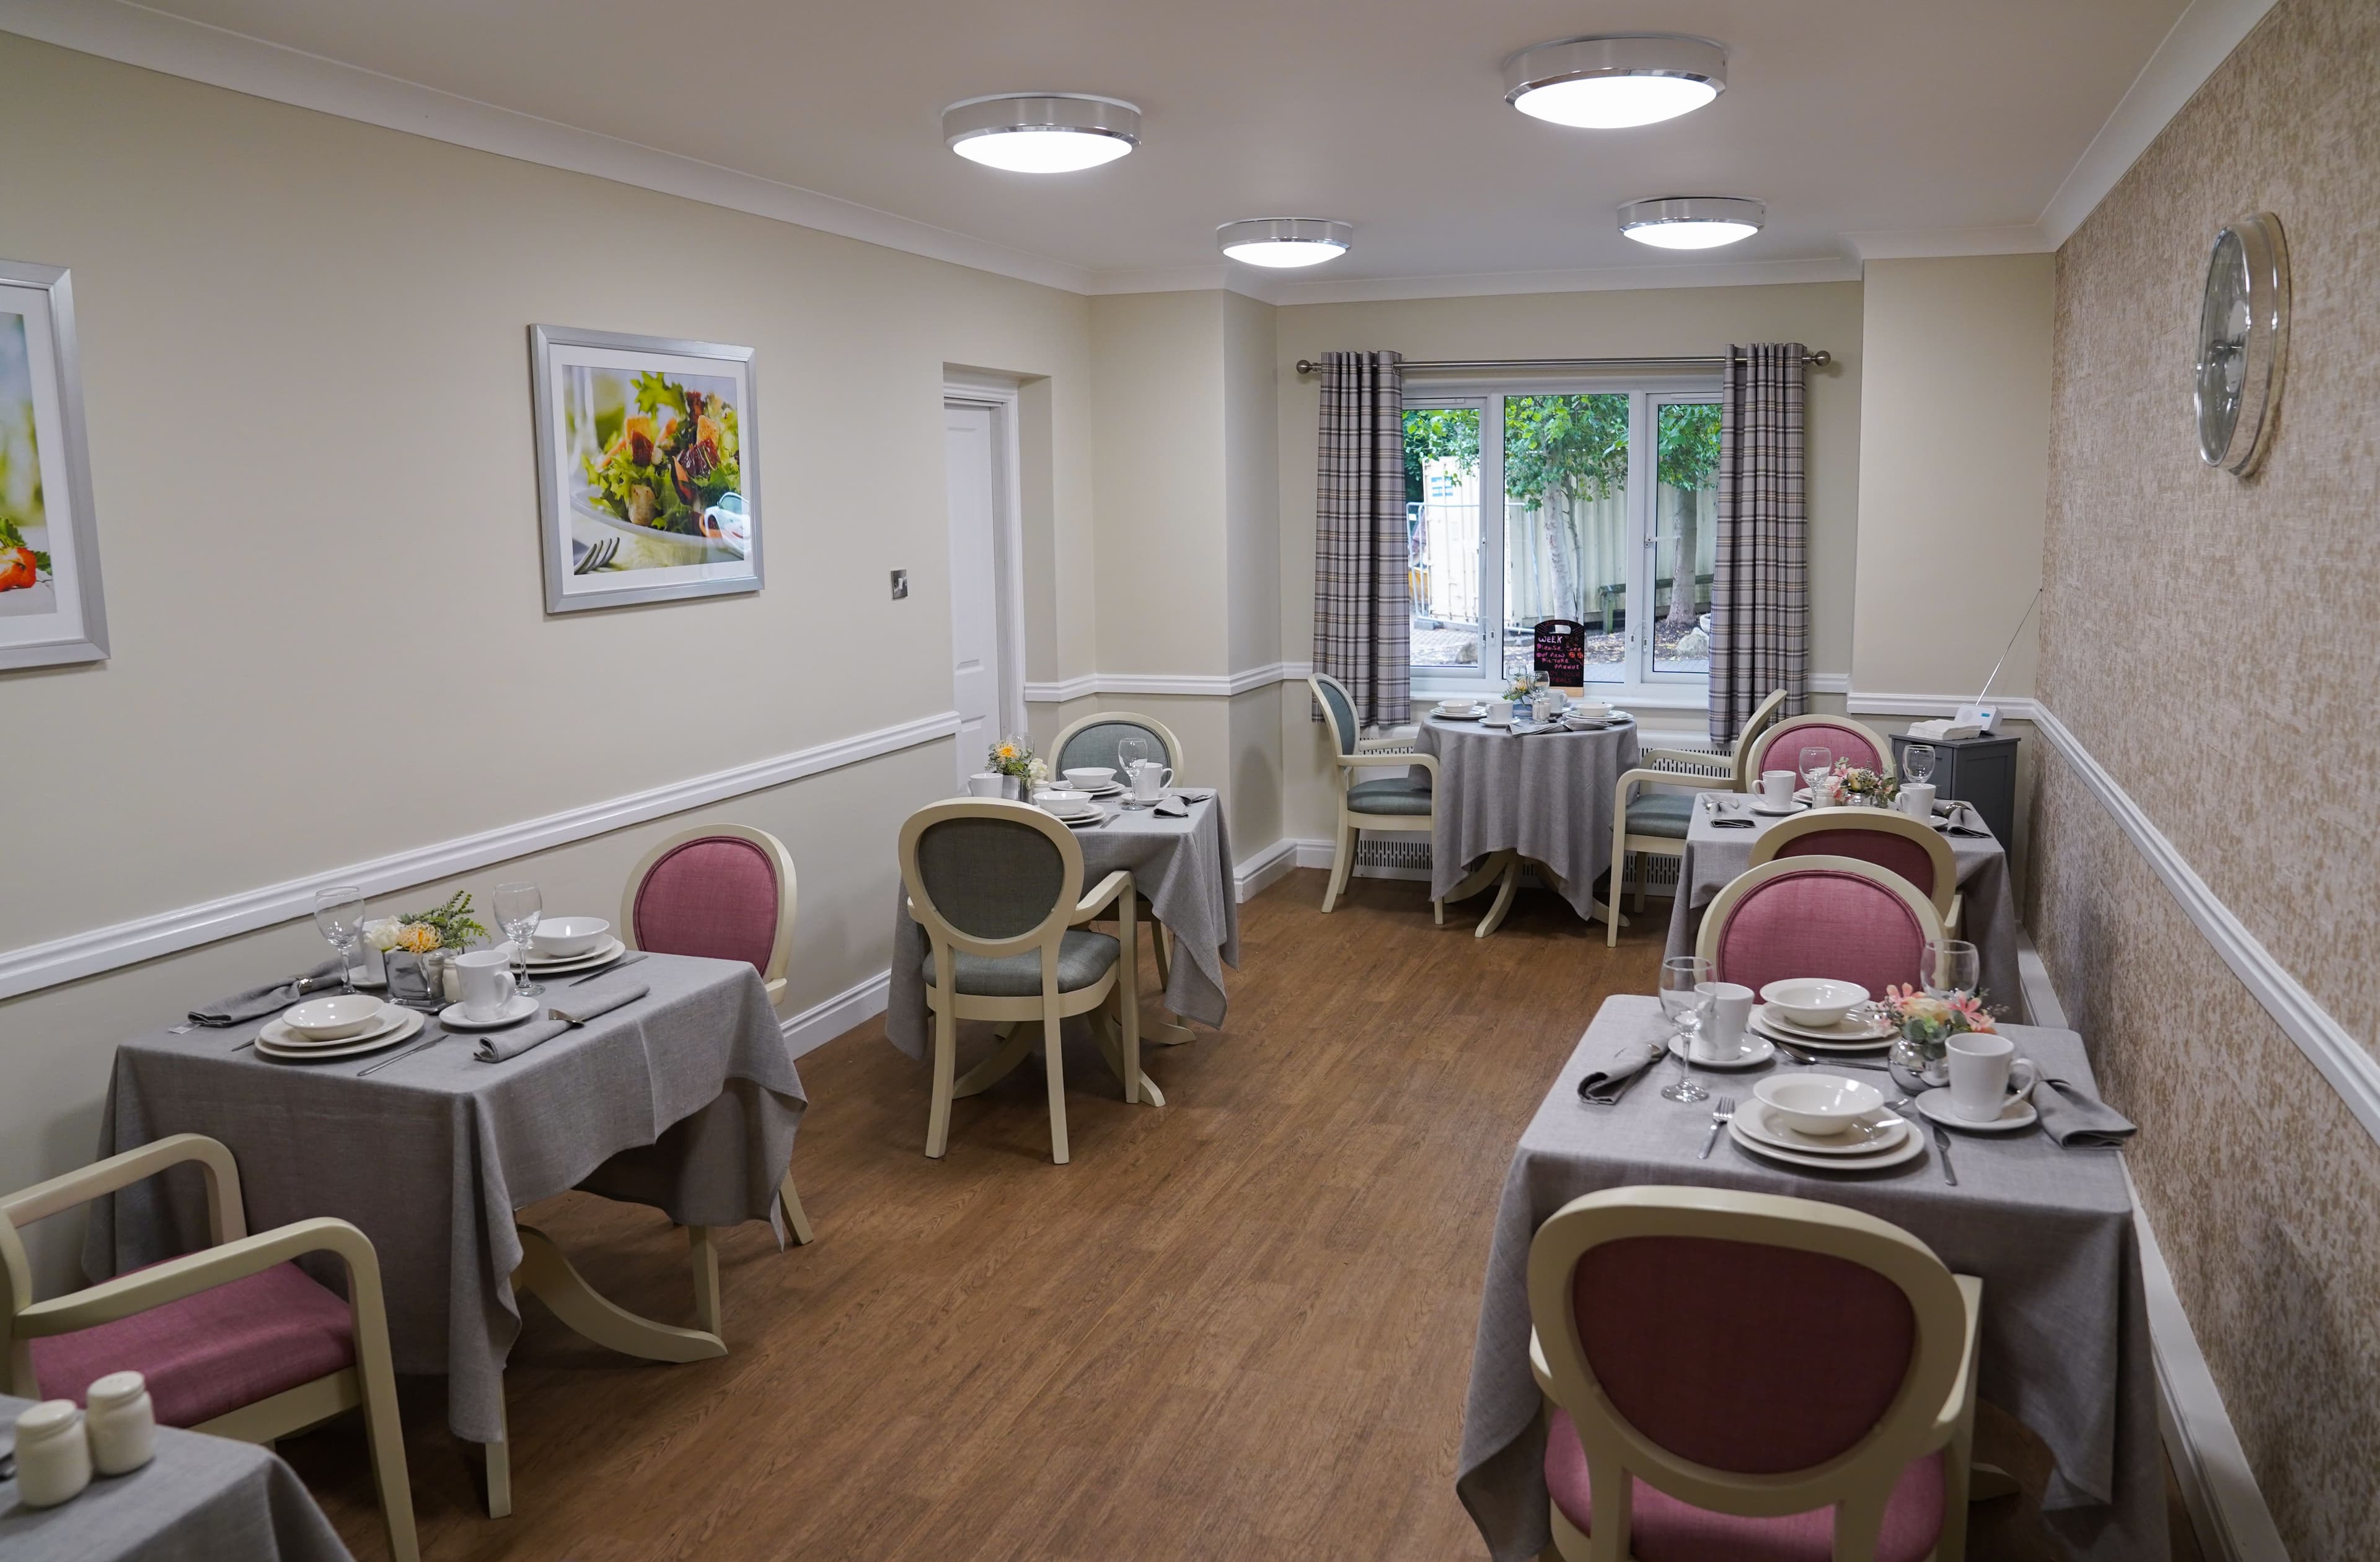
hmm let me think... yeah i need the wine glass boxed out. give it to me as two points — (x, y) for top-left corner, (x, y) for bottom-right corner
(1659, 956), (1716, 1103)
(1798, 744), (1834, 794)
(492, 882), (545, 998)
(311, 886), (368, 994)
(1921, 937), (1981, 1000)
(1116, 737), (1148, 800)
(1903, 744), (1937, 788)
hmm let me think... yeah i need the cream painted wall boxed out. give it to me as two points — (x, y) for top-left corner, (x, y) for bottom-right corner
(0, 37), (1096, 1278)
(1852, 257), (2052, 699)
(1222, 291), (1281, 674)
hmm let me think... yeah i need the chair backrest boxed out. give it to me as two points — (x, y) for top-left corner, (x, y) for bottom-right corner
(1528, 1186), (1967, 1535)
(619, 823), (798, 986)
(1748, 714), (1893, 779)
(1752, 809), (1957, 916)
(1051, 711), (1184, 778)
(1307, 674), (1360, 757)
(1696, 855), (1944, 998)
(1733, 688), (1791, 763)
(897, 800), (1085, 961)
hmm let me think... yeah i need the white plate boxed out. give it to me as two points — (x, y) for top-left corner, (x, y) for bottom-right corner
(1734, 1099), (1909, 1157)
(1665, 1037), (1777, 1071)
(1913, 1087), (2038, 1133)
(255, 1009), (423, 1061)
(258, 1003), (409, 1050)
(1060, 812), (1107, 828)
(439, 994), (542, 1030)
(1753, 1004), (1894, 1046)
(1729, 1112), (1925, 1172)
(1434, 709), (1485, 721)
(524, 934), (625, 971)
(1748, 799), (1807, 815)
(1079, 783), (1124, 797)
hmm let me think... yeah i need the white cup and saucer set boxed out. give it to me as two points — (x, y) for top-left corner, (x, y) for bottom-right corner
(1909, 1032), (2040, 1132)
(256, 992), (425, 1062)
(1665, 981), (1774, 1070)
(1432, 699), (1487, 722)
(1730, 1073), (1924, 1171)
(1749, 769), (1810, 816)
(438, 947), (541, 1030)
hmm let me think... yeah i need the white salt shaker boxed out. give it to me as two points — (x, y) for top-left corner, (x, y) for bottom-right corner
(12, 1398), (92, 1507)
(85, 1371), (157, 1475)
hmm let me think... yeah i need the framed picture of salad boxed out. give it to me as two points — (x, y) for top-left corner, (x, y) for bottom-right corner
(0, 261), (107, 670)
(529, 323), (762, 613)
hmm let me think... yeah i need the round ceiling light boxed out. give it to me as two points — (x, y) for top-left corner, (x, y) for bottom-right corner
(1217, 218), (1354, 269)
(943, 94), (1141, 173)
(1618, 196), (1765, 250)
(1504, 35), (1727, 129)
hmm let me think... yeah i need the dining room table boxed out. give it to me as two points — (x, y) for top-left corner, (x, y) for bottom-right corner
(1662, 794), (2031, 1023)
(1414, 711), (1641, 937)
(1456, 994), (2159, 1562)
(884, 789), (1237, 1094)
(0, 1390), (354, 1561)
(81, 951), (804, 1507)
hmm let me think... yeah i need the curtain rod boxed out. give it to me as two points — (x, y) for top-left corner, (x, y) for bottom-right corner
(1292, 349), (1830, 375)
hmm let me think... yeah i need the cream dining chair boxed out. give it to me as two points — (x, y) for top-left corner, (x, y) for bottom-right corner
(1747, 713), (1897, 780)
(899, 799), (1146, 1165)
(1637, 686), (1791, 785)
(6, 1134), (418, 1562)
(1696, 854), (1945, 998)
(1049, 708), (1188, 1003)
(1308, 672), (1442, 919)
(1528, 1185), (1980, 1562)
(1750, 807), (1964, 937)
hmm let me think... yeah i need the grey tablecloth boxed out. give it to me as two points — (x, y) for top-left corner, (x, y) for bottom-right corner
(1662, 800), (2030, 1024)
(885, 796), (1239, 1058)
(1416, 717), (1641, 923)
(84, 955), (804, 1445)
(1457, 995), (2158, 1562)
(0, 1392), (352, 1561)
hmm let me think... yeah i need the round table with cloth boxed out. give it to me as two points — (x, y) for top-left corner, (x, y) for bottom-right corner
(1414, 715), (1641, 936)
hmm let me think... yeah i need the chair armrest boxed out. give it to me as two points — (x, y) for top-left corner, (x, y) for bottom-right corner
(1338, 749), (1439, 780)
(1640, 744), (1726, 766)
(13, 1217), (379, 1339)
(3, 1133), (245, 1245)
(1945, 892), (1964, 937)
(1612, 766), (1720, 807)
(1529, 1327), (1556, 1400)
(1931, 1273), (1985, 1442)
(1073, 869), (1133, 920)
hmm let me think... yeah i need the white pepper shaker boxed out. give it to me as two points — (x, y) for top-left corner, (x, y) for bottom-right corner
(12, 1398), (92, 1507)
(85, 1371), (157, 1475)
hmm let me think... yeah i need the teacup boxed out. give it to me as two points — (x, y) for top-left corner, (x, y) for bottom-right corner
(452, 949), (519, 1022)
(1129, 760), (1173, 802)
(966, 772), (1006, 799)
(1486, 699), (1514, 726)
(1899, 782), (1937, 818)
(1760, 769), (1797, 806)
(1693, 981), (1756, 1061)
(1063, 767), (1116, 791)
(1947, 1032), (2038, 1121)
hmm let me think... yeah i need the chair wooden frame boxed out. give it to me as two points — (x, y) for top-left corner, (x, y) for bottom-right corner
(1695, 854), (1946, 980)
(1528, 1185), (1979, 1562)
(1750, 809), (1963, 936)
(1605, 765), (1734, 949)
(1049, 709), (1185, 777)
(1309, 673), (1444, 921)
(1637, 687), (1789, 787)
(1748, 713), (1898, 781)
(899, 800), (1148, 1165)
(3, 1134), (418, 1562)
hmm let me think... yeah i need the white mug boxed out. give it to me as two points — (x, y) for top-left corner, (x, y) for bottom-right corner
(1486, 698), (1514, 726)
(1760, 769), (1796, 805)
(1130, 761), (1173, 802)
(1947, 1032), (2037, 1122)
(454, 948), (518, 1020)
(1899, 782), (1936, 817)
(1695, 982), (1756, 1061)
(966, 772), (1005, 799)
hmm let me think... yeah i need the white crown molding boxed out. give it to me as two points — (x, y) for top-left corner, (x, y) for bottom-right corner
(2037, 0), (2281, 247)
(1843, 227), (2056, 262)
(1266, 256), (1862, 307)
(780, 967), (890, 1061)
(1024, 662), (1309, 703)
(0, 709), (958, 1001)
(0, 0), (1093, 294)
(2032, 701), (2380, 1147)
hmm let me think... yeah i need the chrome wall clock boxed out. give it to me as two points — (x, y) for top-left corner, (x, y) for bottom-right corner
(2193, 211), (2290, 475)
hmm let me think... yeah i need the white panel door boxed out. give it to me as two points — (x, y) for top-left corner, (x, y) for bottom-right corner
(945, 403), (1002, 792)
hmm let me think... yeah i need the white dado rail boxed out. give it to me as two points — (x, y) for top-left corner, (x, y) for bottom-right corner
(1024, 662), (1310, 702)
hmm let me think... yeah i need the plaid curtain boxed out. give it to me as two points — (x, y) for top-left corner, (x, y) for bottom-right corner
(1708, 343), (1807, 747)
(1311, 351), (1411, 727)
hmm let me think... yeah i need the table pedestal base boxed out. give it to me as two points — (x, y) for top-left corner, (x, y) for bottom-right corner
(1445, 853), (1615, 939)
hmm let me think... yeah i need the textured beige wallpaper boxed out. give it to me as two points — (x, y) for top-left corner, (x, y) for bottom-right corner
(2032, 0), (2380, 1552)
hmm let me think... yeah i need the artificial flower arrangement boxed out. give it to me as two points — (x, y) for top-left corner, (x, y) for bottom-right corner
(1504, 670), (1545, 703)
(1879, 984), (1998, 1075)
(364, 890), (488, 955)
(1827, 760), (1899, 807)
(987, 736), (1047, 786)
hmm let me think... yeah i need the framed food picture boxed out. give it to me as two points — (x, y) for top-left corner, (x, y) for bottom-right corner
(0, 261), (106, 670)
(529, 324), (762, 613)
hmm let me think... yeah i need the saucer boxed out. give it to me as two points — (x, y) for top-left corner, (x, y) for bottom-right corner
(1753, 1004), (1895, 1046)
(1060, 811), (1107, 828)
(1734, 1099), (1909, 1157)
(1748, 798), (1807, 815)
(255, 1008), (423, 1061)
(1079, 783), (1125, 797)
(439, 994), (541, 1030)
(522, 936), (626, 973)
(1666, 1036), (1776, 1071)
(1913, 1087), (2038, 1133)
(258, 1003), (408, 1050)
(1729, 1110), (1924, 1172)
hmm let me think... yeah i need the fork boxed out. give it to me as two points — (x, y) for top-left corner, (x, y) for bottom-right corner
(573, 535), (620, 574)
(1698, 1095), (1735, 1159)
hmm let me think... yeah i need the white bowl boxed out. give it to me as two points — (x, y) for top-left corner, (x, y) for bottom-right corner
(1062, 767), (1116, 790)
(1755, 1073), (1885, 1138)
(281, 993), (385, 1041)
(531, 916), (611, 959)
(1034, 788), (1094, 816)
(1760, 978), (1870, 1029)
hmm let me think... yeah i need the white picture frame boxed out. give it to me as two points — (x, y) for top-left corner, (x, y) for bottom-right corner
(0, 262), (106, 670)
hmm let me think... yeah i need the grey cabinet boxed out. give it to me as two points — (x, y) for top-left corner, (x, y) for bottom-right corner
(1892, 732), (2020, 849)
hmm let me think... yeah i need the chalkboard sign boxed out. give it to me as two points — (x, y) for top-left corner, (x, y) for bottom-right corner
(1533, 619), (1586, 687)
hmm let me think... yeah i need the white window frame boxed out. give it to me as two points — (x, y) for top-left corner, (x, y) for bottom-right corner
(1406, 372), (1720, 712)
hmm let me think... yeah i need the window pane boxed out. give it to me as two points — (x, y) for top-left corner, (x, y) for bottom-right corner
(1404, 407), (1482, 670)
(1503, 394), (1628, 684)
(1652, 402), (1721, 674)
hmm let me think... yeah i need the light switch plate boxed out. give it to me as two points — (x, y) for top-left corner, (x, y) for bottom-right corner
(889, 569), (909, 600)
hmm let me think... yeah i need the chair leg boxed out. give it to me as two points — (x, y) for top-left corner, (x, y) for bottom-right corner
(1631, 851), (1647, 913)
(483, 1385), (511, 1522)
(1147, 913), (1173, 990)
(688, 1226), (721, 1338)
(925, 1000), (958, 1159)
(1120, 974), (1143, 1107)
(350, 1298), (421, 1557)
(1434, 895), (1445, 926)
(1041, 995), (1070, 1164)
(1321, 820), (1357, 912)
(777, 1172), (816, 1246)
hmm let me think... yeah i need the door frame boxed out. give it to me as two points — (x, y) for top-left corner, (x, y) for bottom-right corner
(943, 371), (1028, 744)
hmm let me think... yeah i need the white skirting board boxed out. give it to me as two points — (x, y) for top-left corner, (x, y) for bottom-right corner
(2018, 937), (2290, 1562)
(778, 968), (891, 1061)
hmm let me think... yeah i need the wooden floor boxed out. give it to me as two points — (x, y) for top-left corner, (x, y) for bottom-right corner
(290, 869), (2200, 1561)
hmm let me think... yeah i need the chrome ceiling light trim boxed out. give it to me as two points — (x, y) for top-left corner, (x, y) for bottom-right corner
(1217, 218), (1354, 269)
(943, 93), (1142, 173)
(1503, 34), (1727, 129)
(1617, 196), (1766, 250)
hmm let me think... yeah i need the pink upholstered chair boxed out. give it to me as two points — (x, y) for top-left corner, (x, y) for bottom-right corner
(4, 1134), (417, 1562)
(1752, 809), (1963, 936)
(1748, 714), (1896, 779)
(620, 823), (814, 1257)
(1695, 855), (1945, 999)
(1528, 1186), (1980, 1562)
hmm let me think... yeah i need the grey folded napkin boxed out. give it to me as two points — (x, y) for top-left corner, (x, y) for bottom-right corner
(1576, 1038), (1667, 1105)
(1153, 796), (1191, 818)
(188, 959), (347, 1027)
(2033, 1074), (2138, 1147)
(475, 983), (649, 1063)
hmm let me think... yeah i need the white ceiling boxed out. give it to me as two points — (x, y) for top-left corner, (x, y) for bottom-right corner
(56, 0), (2222, 296)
